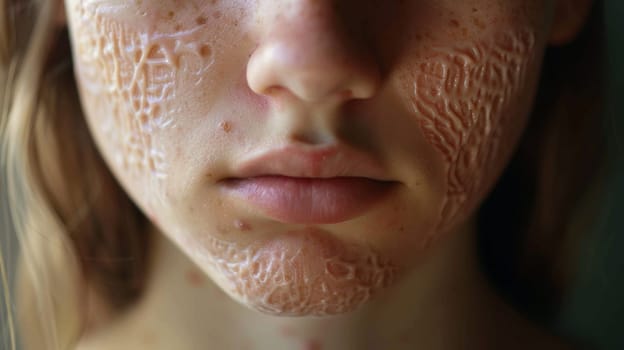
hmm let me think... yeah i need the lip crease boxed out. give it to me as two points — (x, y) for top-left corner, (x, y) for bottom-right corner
(222, 176), (396, 224)
(219, 145), (398, 224)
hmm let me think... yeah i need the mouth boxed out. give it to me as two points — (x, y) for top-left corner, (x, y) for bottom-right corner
(220, 175), (398, 225)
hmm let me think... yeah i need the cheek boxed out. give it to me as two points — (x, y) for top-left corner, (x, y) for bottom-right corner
(69, 3), (217, 195)
(401, 29), (539, 233)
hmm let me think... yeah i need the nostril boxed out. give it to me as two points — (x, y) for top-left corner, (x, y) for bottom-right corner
(266, 86), (285, 97)
(246, 33), (381, 105)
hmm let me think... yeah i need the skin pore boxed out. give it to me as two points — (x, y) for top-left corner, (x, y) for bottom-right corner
(62, 0), (590, 349)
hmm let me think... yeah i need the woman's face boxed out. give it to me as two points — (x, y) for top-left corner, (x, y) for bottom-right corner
(65, 0), (554, 316)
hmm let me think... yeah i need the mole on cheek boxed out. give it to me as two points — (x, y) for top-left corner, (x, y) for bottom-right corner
(406, 30), (536, 234)
(195, 16), (207, 25)
(220, 120), (233, 133)
(73, 4), (215, 181)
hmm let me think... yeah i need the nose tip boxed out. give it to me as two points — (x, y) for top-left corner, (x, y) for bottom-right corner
(247, 42), (380, 104)
(246, 13), (380, 105)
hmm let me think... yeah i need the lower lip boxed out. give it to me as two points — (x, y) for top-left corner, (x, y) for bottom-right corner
(220, 176), (397, 224)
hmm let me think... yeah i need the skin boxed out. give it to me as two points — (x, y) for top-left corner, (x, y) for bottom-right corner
(63, 0), (591, 348)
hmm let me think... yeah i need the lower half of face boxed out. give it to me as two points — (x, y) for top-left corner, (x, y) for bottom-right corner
(66, 0), (550, 316)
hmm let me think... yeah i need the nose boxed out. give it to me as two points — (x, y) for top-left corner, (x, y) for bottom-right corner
(246, 1), (380, 106)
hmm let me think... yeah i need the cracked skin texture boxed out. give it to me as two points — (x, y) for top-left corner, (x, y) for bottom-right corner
(72, 2), (214, 180)
(70, 1), (400, 317)
(405, 30), (537, 234)
(202, 229), (397, 316)
(67, 0), (548, 317)
(195, 26), (540, 314)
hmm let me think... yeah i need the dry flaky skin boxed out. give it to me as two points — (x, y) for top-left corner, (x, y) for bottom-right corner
(407, 30), (537, 234)
(67, 0), (545, 318)
(199, 229), (398, 316)
(71, 1), (400, 317)
(73, 2), (213, 180)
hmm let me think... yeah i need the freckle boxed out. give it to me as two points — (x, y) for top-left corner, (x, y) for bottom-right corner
(199, 44), (212, 58)
(219, 120), (233, 133)
(303, 339), (322, 350)
(167, 11), (175, 19)
(449, 19), (459, 28)
(196, 16), (207, 25)
(186, 268), (206, 287)
(174, 23), (182, 31)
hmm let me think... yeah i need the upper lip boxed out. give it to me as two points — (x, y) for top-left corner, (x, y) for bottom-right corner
(224, 144), (393, 181)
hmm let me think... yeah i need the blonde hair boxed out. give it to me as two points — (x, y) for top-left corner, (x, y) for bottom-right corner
(1, 1), (149, 349)
(0, 0), (607, 349)
(1, 1), (82, 348)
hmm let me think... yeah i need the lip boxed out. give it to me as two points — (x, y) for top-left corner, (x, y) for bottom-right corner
(219, 145), (398, 224)
(226, 144), (394, 180)
(221, 176), (396, 224)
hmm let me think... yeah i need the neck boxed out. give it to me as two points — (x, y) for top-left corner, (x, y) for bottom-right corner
(120, 219), (551, 350)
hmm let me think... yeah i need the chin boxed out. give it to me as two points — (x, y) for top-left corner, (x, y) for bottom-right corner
(196, 228), (400, 317)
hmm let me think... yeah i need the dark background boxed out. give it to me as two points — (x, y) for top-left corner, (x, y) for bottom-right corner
(556, 1), (624, 349)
